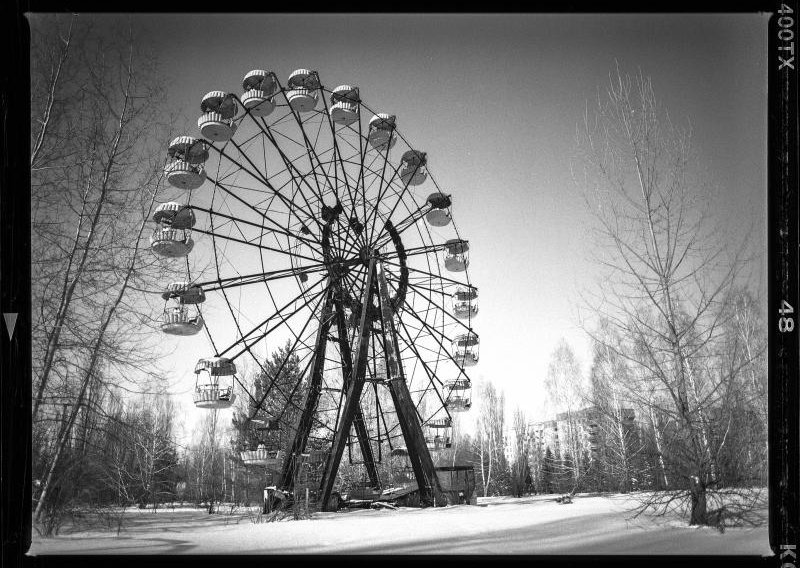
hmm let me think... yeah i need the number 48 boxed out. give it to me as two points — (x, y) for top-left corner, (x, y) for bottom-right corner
(779, 300), (794, 332)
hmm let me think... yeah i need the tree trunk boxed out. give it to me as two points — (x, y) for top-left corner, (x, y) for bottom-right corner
(689, 476), (707, 525)
(647, 406), (669, 489)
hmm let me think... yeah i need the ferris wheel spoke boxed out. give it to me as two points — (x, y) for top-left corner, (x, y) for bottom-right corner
(366, 176), (416, 251)
(209, 143), (324, 235)
(256, 121), (329, 214)
(245, 288), (334, 422)
(394, 322), (453, 421)
(361, 148), (400, 249)
(371, 200), (428, 251)
(229, 135), (327, 230)
(216, 279), (328, 361)
(192, 204), (317, 250)
(395, 297), (470, 371)
(204, 173), (323, 248)
(281, 92), (348, 213)
(220, 288), (326, 364)
(192, 260), (332, 292)
(395, 321), (444, 360)
(200, 268), (326, 293)
(382, 259), (471, 289)
(373, 205), (431, 251)
(403, 281), (474, 333)
(317, 89), (361, 229)
(379, 242), (449, 262)
(193, 225), (324, 265)
(350, 121), (378, 251)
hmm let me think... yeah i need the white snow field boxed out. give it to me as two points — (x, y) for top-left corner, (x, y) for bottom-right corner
(28, 493), (771, 556)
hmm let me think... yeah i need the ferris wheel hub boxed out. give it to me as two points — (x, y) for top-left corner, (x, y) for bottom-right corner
(326, 259), (351, 282)
(358, 245), (373, 266)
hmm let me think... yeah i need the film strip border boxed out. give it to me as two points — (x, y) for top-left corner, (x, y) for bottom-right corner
(770, 0), (800, 558)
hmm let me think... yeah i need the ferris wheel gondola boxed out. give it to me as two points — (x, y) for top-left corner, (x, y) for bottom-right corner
(329, 85), (359, 125)
(426, 192), (452, 227)
(444, 378), (472, 412)
(193, 357), (237, 409)
(165, 136), (208, 190)
(399, 150), (428, 186)
(367, 113), (397, 150)
(452, 285), (479, 320)
(150, 202), (195, 258)
(241, 69), (278, 117)
(160, 281), (205, 336)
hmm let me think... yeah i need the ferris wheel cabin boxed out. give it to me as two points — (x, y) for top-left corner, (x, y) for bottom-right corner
(368, 113), (397, 150)
(400, 150), (428, 186)
(425, 417), (453, 451)
(330, 85), (360, 126)
(150, 202), (196, 258)
(286, 69), (320, 113)
(426, 192), (452, 227)
(453, 285), (479, 320)
(198, 91), (239, 142)
(193, 357), (237, 409)
(240, 444), (285, 469)
(160, 281), (205, 336)
(241, 69), (278, 117)
(444, 378), (472, 412)
(452, 332), (479, 367)
(444, 239), (469, 272)
(165, 136), (208, 190)
(426, 433), (452, 451)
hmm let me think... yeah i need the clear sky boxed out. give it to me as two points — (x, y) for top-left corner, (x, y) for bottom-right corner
(33, 13), (768, 438)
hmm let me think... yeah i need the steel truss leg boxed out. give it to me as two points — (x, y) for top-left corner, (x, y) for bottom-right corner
(318, 258), (378, 511)
(333, 298), (381, 489)
(375, 261), (446, 507)
(279, 283), (382, 498)
(278, 289), (335, 494)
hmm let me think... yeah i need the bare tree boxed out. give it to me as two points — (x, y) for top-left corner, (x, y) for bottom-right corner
(126, 396), (178, 510)
(544, 340), (586, 489)
(586, 323), (653, 493)
(575, 66), (761, 527)
(471, 379), (508, 496)
(29, 15), (176, 527)
(509, 408), (531, 497)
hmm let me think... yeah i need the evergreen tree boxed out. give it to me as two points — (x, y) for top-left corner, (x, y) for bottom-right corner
(231, 341), (305, 455)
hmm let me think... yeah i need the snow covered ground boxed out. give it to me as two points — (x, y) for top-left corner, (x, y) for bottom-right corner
(28, 493), (771, 556)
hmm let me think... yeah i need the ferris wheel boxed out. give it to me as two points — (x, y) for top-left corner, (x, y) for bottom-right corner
(152, 68), (480, 509)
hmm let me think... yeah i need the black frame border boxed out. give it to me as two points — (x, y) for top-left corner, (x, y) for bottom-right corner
(1, 3), (794, 568)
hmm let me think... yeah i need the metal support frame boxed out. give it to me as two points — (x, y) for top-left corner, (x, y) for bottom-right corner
(317, 257), (446, 511)
(375, 261), (446, 507)
(278, 284), (381, 497)
(333, 298), (381, 489)
(318, 257), (378, 510)
(278, 288), (335, 493)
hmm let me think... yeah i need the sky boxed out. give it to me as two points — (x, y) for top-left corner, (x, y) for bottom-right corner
(29, 13), (768, 441)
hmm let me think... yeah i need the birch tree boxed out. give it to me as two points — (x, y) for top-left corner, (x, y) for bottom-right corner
(472, 379), (508, 496)
(509, 408), (531, 497)
(545, 340), (586, 489)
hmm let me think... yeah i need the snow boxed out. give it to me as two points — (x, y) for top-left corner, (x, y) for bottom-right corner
(28, 493), (771, 556)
